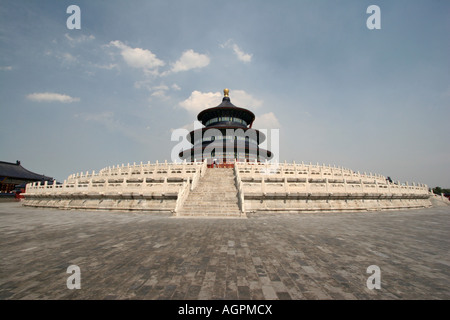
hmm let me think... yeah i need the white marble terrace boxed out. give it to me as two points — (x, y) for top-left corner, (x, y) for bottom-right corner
(236, 160), (429, 197)
(23, 160), (431, 213)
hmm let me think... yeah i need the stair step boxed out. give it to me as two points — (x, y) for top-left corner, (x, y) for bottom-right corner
(183, 205), (239, 209)
(183, 210), (240, 213)
(185, 196), (238, 200)
(190, 189), (236, 191)
(179, 168), (242, 217)
(179, 212), (242, 216)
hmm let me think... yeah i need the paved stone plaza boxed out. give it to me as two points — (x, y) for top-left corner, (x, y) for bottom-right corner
(0, 202), (449, 300)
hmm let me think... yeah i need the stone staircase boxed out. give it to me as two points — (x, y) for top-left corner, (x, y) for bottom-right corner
(179, 168), (243, 217)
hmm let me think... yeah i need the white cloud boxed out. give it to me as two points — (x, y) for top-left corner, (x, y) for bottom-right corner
(172, 120), (204, 133)
(169, 120), (204, 138)
(0, 66), (13, 71)
(151, 85), (169, 92)
(64, 33), (95, 46)
(134, 79), (151, 90)
(231, 44), (252, 62)
(220, 39), (252, 63)
(108, 44), (208, 77)
(61, 52), (77, 64)
(134, 81), (180, 100)
(179, 89), (263, 114)
(44, 49), (80, 67)
(254, 112), (280, 129)
(26, 92), (80, 103)
(151, 90), (166, 97)
(93, 63), (118, 70)
(151, 89), (169, 100)
(109, 40), (165, 73)
(179, 90), (222, 114)
(231, 90), (263, 109)
(169, 49), (210, 74)
(147, 84), (182, 101)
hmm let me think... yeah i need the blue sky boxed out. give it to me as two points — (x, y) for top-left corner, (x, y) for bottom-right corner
(1, 0), (449, 187)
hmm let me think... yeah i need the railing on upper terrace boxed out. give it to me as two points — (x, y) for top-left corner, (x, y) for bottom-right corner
(24, 160), (206, 197)
(234, 160), (430, 197)
(233, 161), (246, 216)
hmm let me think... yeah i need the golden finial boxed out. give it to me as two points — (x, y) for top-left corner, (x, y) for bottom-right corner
(223, 88), (229, 97)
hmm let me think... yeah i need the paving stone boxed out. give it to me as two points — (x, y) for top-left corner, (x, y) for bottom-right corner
(261, 285), (278, 300)
(0, 202), (449, 299)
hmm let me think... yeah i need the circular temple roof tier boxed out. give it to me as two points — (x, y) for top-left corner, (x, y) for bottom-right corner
(186, 126), (267, 144)
(197, 90), (256, 126)
(181, 88), (272, 163)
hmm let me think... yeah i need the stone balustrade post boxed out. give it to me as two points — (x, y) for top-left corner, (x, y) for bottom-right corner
(306, 178), (310, 193)
(163, 177), (168, 194)
(261, 177), (266, 195)
(284, 177), (289, 195)
(140, 177), (146, 192)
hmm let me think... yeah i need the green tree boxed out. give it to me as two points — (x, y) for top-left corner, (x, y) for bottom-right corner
(432, 187), (450, 194)
(433, 187), (442, 194)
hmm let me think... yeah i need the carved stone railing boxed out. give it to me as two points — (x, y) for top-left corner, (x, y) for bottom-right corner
(236, 162), (430, 198)
(174, 159), (207, 215)
(191, 159), (207, 191)
(234, 161), (246, 216)
(24, 160), (205, 196)
(174, 177), (191, 216)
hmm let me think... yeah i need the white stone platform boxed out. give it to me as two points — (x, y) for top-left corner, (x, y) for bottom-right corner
(235, 161), (431, 214)
(22, 160), (433, 215)
(23, 160), (207, 213)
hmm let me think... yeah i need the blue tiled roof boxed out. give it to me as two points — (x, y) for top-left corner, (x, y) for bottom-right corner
(0, 161), (53, 181)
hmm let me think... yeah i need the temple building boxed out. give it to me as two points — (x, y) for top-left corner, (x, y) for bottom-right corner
(0, 160), (53, 193)
(179, 89), (272, 166)
(21, 88), (432, 216)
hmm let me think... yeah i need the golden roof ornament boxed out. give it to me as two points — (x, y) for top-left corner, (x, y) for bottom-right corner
(223, 88), (229, 97)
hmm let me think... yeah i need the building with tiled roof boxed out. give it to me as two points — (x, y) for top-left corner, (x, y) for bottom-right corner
(0, 160), (53, 193)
